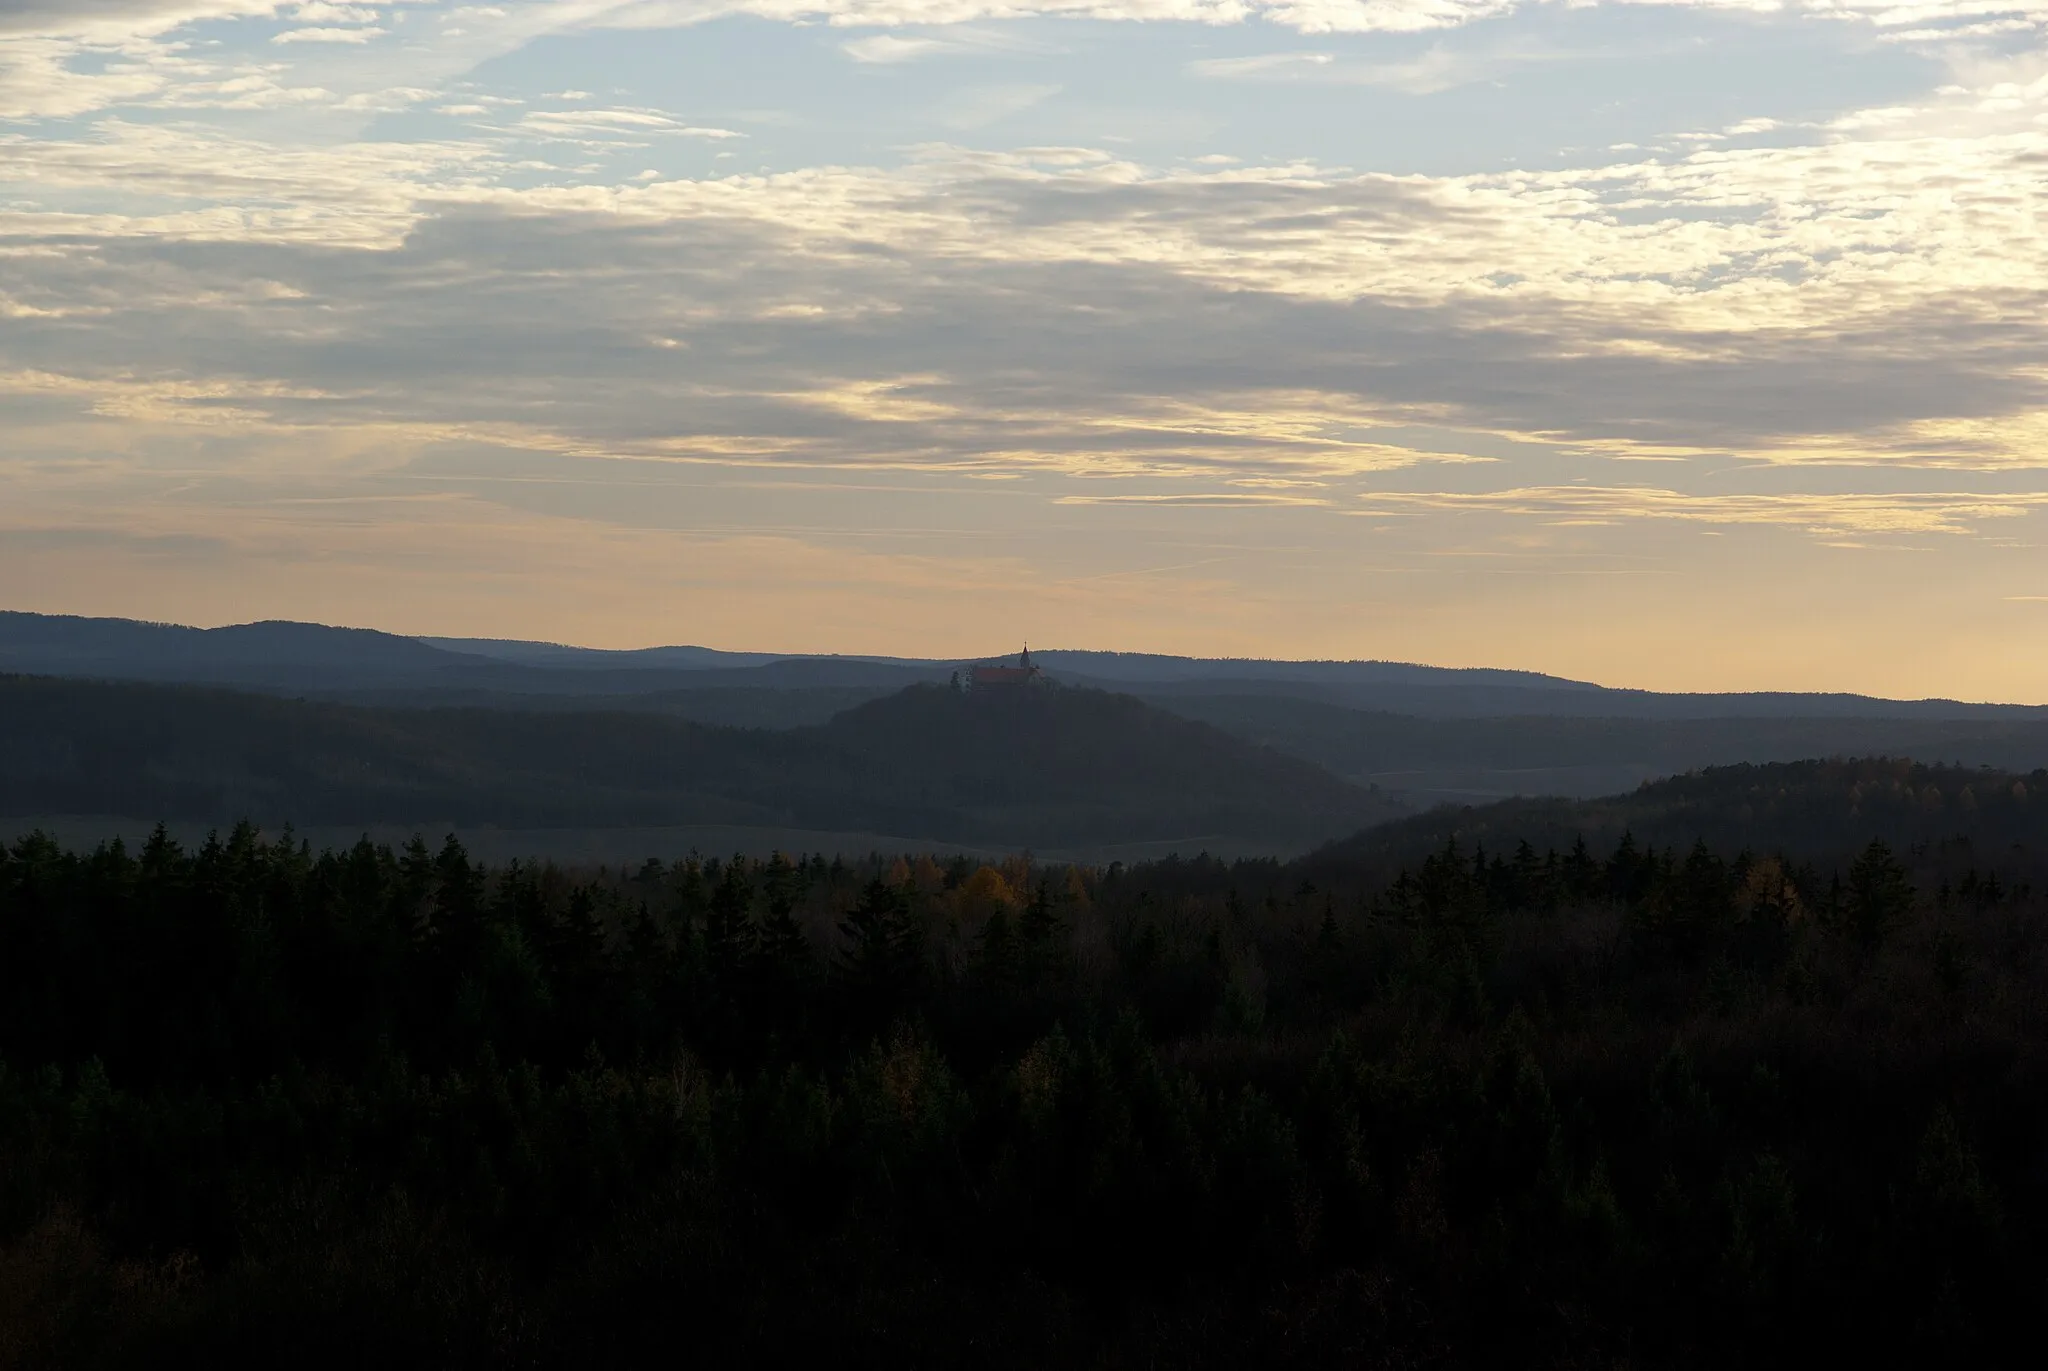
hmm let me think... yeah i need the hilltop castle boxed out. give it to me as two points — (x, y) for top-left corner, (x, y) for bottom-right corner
(966, 646), (1046, 692)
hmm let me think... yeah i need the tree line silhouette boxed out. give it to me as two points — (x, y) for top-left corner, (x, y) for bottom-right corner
(1, 797), (2043, 1365)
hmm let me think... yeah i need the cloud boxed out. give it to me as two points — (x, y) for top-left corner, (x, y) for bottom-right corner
(1253, 0), (1516, 34)
(1352, 486), (2048, 538)
(4, 0), (2048, 694)
(1188, 40), (1561, 91)
(935, 82), (1062, 126)
(1054, 490), (1333, 504)
(271, 24), (388, 40)
(841, 24), (1049, 59)
(290, 2), (382, 18)
(0, 1), (285, 40)
(10, 0), (2048, 55)
(1186, 49), (1335, 76)
(0, 119), (491, 246)
(514, 107), (745, 140)
(843, 32), (943, 58)
(7, 4), (2048, 500)
(585, 0), (1512, 36)
(582, 0), (2048, 40)
(3, 0), (2042, 137)
(583, 0), (1553, 34)
(844, 32), (956, 59)
(7, 51), (2048, 484)
(0, 38), (169, 118)
(591, 0), (1260, 29)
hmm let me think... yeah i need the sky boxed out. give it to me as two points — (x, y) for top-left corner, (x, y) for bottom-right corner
(3, 0), (2048, 698)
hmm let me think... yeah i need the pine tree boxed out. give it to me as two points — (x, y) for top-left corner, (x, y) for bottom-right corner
(977, 905), (1018, 996)
(548, 886), (608, 980)
(704, 857), (758, 992)
(754, 857), (818, 1023)
(839, 877), (919, 1015)
(1846, 839), (1913, 946)
(1020, 878), (1061, 947)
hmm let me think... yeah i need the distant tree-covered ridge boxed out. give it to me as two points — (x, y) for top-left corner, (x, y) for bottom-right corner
(11, 609), (2046, 721)
(3, 760), (2046, 1365)
(0, 674), (1398, 849)
(1161, 694), (2048, 783)
(1312, 756), (2048, 883)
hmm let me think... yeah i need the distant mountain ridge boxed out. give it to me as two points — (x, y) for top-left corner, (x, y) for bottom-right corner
(413, 637), (943, 672)
(0, 613), (469, 679)
(0, 612), (953, 695)
(5, 610), (2041, 720)
(1039, 650), (1600, 691)
(426, 639), (1605, 691)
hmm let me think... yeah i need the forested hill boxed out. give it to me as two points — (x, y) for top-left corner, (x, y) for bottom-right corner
(1305, 757), (2048, 883)
(1158, 695), (2048, 786)
(0, 612), (943, 696)
(0, 675), (1397, 851)
(814, 682), (1391, 843)
(0, 612), (467, 684)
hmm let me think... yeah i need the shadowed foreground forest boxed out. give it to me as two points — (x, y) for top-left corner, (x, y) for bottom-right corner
(4, 761), (2046, 1366)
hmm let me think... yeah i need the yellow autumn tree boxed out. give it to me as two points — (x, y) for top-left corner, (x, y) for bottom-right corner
(960, 865), (1018, 915)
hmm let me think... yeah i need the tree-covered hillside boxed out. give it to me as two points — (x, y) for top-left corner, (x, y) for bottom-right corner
(1308, 758), (2047, 887)
(1159, 696), (2048, 790)
(0, 675), (1398, 850)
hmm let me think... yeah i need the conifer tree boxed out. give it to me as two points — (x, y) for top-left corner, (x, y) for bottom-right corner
(704, 857), (758, 992)
(1846, 839), (1913, 946)
(839, 877), (920, 1019)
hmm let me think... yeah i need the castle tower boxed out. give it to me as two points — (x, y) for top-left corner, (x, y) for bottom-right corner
(968, 645), (1045, 691)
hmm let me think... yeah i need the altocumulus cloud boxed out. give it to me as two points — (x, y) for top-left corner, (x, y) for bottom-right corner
(8, 122), (2048, 472)
(3, 0), (2048, 692)
(1351, 487), (2048, 540)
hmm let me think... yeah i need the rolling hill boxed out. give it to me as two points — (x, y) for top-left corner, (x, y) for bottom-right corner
(1302, 757), (2048, 887)
(1159, 695), (2048, 796)
(15, 610), (2048, 818)
(11, 610), (2045, 720)
(0, 675), (1399, 852)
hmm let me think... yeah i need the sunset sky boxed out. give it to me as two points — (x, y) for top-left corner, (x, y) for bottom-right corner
(4, 0), (2048, 698)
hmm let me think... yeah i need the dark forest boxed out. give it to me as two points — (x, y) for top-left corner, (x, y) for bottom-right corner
(4, 759), (2044, 1366)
